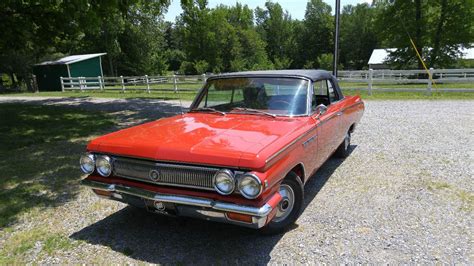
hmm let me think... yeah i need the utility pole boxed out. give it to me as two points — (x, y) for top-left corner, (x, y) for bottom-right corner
(333, 0), (341, 77)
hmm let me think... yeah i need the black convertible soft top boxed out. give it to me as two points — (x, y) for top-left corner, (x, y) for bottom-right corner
(207, 69), (334, 82)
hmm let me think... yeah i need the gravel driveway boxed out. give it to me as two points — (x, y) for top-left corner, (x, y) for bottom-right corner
(1, 97), (472, 264)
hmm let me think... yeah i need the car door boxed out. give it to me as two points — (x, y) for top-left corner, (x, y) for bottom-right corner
(326, 78), (346, 146)
(311, 79), (343, 168)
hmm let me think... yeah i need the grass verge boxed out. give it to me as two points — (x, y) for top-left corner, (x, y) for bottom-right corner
(343, 89), (474, 100)
(0, 103), (115, 228)
(0, 103), (116, 262)
(0, 228), (78, 263)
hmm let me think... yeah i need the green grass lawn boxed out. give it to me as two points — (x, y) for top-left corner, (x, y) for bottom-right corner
(0, 103), (116, 262)
(1, 90), (199, 101)
(2, 87), (473, 100)
(342, 89), (474, 100)
(0, 105), (114, 229)
(339, 82), (474, 89)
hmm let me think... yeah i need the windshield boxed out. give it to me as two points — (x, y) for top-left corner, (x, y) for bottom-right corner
(192, 77), (309, 116)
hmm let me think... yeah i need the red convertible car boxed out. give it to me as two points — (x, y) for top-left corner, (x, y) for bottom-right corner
(80, 70), (364, 234)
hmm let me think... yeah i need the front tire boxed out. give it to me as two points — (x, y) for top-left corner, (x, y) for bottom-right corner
(261, 172), (303, 235)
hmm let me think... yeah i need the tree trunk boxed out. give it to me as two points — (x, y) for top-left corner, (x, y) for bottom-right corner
(9, 72), (18, 90)
(108, 57), (115, 77)
(431, 0), (448, 68)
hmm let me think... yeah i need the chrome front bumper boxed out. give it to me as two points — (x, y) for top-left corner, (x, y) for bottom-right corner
(81, 179), (280, 229)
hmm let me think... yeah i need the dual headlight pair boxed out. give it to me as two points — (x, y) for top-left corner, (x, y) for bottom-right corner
(213, 169), (262, 199)
(80, 153), (112, 177)
(80, 153), (262, 199)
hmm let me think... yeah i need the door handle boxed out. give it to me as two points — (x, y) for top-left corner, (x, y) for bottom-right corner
(336, 112), (343, 116)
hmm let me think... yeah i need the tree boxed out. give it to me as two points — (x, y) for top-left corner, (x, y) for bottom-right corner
(178, 1), (271, 73)
(340, 3), (378, 70)
(375, 0), (473, 69)
(428, 0), (474, 67)
(0, 0), (170, 88)
(255, 2), (296, 69)
(296, 0), (334, 69)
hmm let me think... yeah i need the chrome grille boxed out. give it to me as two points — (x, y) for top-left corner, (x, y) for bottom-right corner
(112, 157), (219, 191)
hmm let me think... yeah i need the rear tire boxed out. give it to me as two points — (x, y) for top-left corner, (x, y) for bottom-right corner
(335, 131), (351, 158)
(260, 172), (304, 235)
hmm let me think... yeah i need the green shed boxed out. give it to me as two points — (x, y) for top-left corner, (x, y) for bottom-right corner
(33, 53), (106, 91)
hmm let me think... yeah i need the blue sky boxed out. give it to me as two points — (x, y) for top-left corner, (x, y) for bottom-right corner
(164, 0), (372, 22)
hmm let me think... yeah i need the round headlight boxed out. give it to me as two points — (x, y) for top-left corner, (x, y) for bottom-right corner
(96, 155), (112, 177)
(80, 153), (95, 174)
(213, 169), (235, 195)
(238, 174), (262, 199)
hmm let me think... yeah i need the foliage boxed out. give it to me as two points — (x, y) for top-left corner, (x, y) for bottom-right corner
(1, 0), (473, 90)
(374, 0), (474, 69)
(0, 104), (115, 228)
(317, 54), (335, 70)
(0, 0), (170, 89)
(340, 3), (378, 70)
(177, 1), (271, 74)
(255, 2), (296, 69)
(297, 0), (334, 69)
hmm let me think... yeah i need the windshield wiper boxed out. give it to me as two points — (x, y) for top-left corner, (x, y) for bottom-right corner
(189, 107), (226, 116)
(230, 107), (276, 118)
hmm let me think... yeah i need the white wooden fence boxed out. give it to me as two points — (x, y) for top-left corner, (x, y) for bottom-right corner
(60, 74), (207, 93)
(60, 69), (474, 94)
(338, 68), (474, 95)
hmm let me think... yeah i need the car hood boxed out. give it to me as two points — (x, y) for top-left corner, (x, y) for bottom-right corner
(87, 113), (308, 170)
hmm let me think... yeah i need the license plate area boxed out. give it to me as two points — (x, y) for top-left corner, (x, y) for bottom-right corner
(144, 199), (177, 215)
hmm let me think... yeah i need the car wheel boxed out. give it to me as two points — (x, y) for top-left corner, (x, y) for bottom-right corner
(335, 131), (351, 158)
(261, 172), (303, 235)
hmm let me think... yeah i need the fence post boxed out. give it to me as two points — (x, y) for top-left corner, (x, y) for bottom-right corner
(202, 74), (206, 85)
(79, 77), (84, 92)
(173, 74), (178, 93)
(145, 75), (150, 93)
(98, 76), (103, 90)
(368, 69), (373, 96)
(120, 75), (125, 93)
(427, 68), (433, 95)
(60, 77), (65, 92)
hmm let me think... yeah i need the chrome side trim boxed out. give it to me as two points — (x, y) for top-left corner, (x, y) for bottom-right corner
(340, 101), (364, 112)
(265, 126), (318, 166)
(82, 179), (276, 217)
(265, 100), (363, 167)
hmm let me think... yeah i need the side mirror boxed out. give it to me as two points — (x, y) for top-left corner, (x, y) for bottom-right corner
(316, 104), (327, 115)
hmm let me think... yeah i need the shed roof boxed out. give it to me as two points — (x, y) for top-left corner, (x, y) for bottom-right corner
(36, 53), (106, 66)
(368, 49), (396, 65)
(209, 69), (333, 81)
(368, 47), (474, 65)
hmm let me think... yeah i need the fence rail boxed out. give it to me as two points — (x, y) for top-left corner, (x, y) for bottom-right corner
(60, 68), (474, 95)
(60, 74), (207, 93)
(338, 68), (474, 95)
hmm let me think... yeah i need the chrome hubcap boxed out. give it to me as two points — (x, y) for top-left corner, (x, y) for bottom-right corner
(273, 184), (295, 223)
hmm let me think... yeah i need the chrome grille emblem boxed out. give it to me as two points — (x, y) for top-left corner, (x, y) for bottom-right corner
(149, 169), (161, 181)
